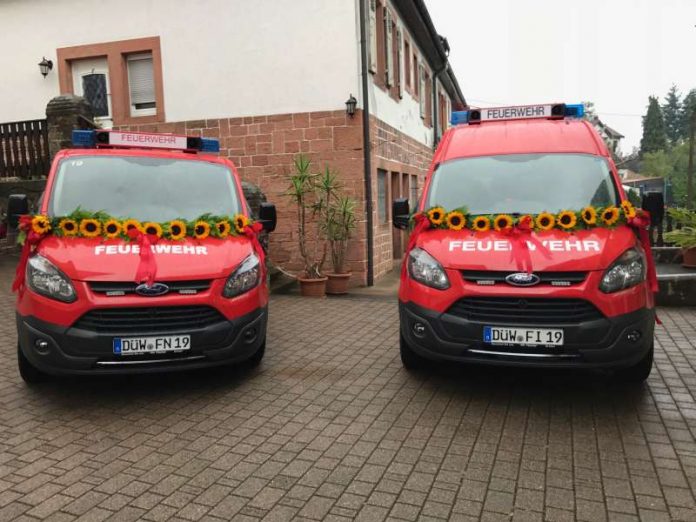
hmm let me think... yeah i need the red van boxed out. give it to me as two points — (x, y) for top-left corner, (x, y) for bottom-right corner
(393, 103), (656, 382)
(12, 130), (276, 383)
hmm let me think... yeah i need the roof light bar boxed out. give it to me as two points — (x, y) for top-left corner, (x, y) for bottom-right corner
(450, 103), (585, 126)
(71, 130), (220, 153)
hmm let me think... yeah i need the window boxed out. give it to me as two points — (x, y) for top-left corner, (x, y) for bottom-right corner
(385, 10), (393, 87)
(410, 174), (418, 209)
(127, 53), (156, 116)
(395, 26), (402, 99)
(413, 55), (419, 97)
(404, 39), (411, 92)
(368, 0), (377, 73)
(419, 65), (426, 117)
(57, 37), (164, 126)
(425, 71), (432, 126)
(377, 169), (388, 223)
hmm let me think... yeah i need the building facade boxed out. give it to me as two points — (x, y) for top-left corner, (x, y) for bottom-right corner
(0, 0), (465, 284)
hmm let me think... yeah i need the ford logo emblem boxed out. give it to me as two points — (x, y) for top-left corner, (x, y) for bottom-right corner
(135, 283), (169, 297)
(505, 272), (540, 287)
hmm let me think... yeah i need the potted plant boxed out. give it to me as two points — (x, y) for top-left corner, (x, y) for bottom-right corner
(664, 207), (696, 268)
(286, 155), (327, 297)
(324, 196), (356, 294)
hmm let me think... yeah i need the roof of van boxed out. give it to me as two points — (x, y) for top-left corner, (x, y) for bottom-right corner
(441, 118), (609, 161)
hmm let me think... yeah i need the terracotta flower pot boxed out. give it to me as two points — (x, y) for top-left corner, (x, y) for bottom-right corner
(326, 272), (352, 295)
(298, 276), (327, 297)
(683, 247), (696, 269)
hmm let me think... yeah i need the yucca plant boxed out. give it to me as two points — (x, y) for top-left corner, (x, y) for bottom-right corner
(664, 208), (696, 249)
(324, 196), (357, 274)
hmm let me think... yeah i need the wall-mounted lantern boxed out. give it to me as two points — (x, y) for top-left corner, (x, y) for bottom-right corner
(38, 57), (53, 78)
(345, 94), (357, 117)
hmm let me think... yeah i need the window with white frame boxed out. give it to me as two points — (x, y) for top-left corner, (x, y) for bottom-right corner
(127, 53), (156, 116)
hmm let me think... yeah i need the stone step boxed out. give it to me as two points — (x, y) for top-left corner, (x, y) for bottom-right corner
(652, 246), (682, 264)
(657, 263), (696, 306)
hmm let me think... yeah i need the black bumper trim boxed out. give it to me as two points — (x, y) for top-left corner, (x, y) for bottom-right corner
(16, 306), (267, 375)
(399, 300), (655, 369)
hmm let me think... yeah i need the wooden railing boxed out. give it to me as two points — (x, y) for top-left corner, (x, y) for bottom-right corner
(0, 119), (50, 179)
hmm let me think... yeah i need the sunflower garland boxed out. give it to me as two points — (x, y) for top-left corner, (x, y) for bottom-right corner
(18, 210), (253, 241)
(419, 200), (640, 232)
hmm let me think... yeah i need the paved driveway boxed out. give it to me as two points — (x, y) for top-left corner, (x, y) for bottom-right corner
(0, 257), (695, 521)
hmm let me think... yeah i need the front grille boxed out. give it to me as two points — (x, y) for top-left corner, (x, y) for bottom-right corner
(73, 306), (227, 334)
(89, 280), (211, 296)
(447, 297), (603, 324)
(462, 271), (587, 286)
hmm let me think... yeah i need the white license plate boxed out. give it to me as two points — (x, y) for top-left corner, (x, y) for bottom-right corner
(113, 335), (191, 355)
(483, 326), (564, 347)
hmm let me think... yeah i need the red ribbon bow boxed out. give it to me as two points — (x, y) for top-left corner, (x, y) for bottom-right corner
(628, 211), (658, 294)
(127, 228), (159, 287)
(401, 213), (431, 277)
(12, 216), (44, 293)
(500, 216), (551, 273)
(243, 222), (266, 278)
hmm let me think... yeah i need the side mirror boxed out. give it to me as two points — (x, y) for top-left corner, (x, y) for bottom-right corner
(258, 202), (277, 233)
(7, 194), (29, 229)
(393, 198), (410, 230)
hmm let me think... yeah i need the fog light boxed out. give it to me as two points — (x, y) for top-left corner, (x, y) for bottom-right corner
(413, 322), (426, 338)
(626, 330), (642, 343)
(34, 339), (49, 354)
(243, 328), (257, 343)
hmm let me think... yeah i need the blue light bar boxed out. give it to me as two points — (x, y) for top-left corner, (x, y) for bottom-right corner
(450, 111), (469, 125)
(200, 138), (220, 153)
(72, 130), (96, 148)
(564, 103), (585, 118)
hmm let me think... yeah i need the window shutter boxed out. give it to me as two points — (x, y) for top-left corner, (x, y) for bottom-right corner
(396, 27), (403, 98)
(127, 54), (156, 109)
(419, 65), (426, 118)
(368, 0), (377, 73)
(385, 10), (393, 87)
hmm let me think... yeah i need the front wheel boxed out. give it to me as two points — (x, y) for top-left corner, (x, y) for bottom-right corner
(400, 334), (428, 370)
(18, 344), (48, 385)
(614, 342), (653, 383)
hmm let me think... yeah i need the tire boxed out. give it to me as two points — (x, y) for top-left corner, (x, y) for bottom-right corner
(17, 344), (48, 384)
(615, 342), (653, 383)
(245, 339), (266, 368)
(400, 334), (428, 370)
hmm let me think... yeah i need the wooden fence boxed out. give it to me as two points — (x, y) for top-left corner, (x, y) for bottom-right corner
(0, 119), (50, 179)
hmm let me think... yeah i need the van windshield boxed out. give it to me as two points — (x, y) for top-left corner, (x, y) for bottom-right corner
(49, 155), (241, 220)
(426, 153), (618, 214)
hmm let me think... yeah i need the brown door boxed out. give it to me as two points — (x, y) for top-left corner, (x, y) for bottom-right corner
(391, 171), (404, 259)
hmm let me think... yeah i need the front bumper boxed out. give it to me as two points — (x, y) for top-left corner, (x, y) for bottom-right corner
(16, 306), (267, 375)
(399, 301), (654, 369)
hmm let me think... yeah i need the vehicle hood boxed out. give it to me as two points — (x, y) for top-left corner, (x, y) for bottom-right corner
(37, 236), (254, 281)
(416, 226), (637, 272)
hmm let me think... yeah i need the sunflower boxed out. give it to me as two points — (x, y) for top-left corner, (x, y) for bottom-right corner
(167, 220), (187, 240)
(601, 206), (620, 226)
(31, 215), (51, 235)
(445, 211), (466, 231)
(103, 219), (121, 239)
(536, 212), (556, 231)
(471, 215), (491, 232)
(581, 206), (597, 226)
(556, 210), (577, 230)
(193, 220), (211, 239)
(427, 207), (446, 226)
(493, 214), (514, 231)
(58, 218), (78, 236)
(216, 220), (232, 238)
(142, 222), (163, 238)
(621, 200), (636, 220)
(233, 214), (249, 234)
(122, 219), (143, 234)
(79, 219), (101, 238)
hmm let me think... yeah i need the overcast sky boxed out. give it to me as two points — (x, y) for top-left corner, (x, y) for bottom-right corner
(425, 0), (696, 153)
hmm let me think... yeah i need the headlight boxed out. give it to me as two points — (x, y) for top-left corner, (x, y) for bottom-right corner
(408, 248), (450, 290)
(26, 254), (77, 303)
(223, 254), (261, 298)
(599, 248), (646, 293)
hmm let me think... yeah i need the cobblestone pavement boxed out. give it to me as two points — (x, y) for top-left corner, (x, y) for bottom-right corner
(0, 258), (695, 522)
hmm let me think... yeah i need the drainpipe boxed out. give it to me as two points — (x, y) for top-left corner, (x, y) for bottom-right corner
(359, 0), (374, 286)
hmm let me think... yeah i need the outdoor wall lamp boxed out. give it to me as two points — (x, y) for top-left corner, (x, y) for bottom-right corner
(345, 94), (357, 117)
(38, 57), (53, 78)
